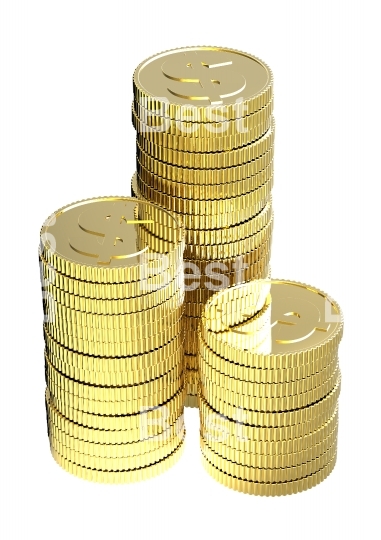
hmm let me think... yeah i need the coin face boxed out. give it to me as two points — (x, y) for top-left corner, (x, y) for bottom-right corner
(40, 197), (182, 268)
(203, 280), (343, 355)
(134, 47), (271, 110)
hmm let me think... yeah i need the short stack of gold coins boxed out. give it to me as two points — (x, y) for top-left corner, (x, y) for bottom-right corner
(198, 279), (343, 496)
(39, 196), (187, 483)
(131, 46), (274, 407)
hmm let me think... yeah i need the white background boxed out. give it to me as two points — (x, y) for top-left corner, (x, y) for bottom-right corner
(0, 1), (379, 538)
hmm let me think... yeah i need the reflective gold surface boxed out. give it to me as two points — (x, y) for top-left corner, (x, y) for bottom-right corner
(133, 46), (272, 121)
(201, 452), (337, 497)
(198, 279), (343, 496)
(202, 280), (343, 367)
(136, 117), (275, 168)
(132, 109), (271, 150)
(134, 100), (273, 137)
(46, 386), (186, 433)
(132, 46), (275, 404)
(40, 197), (184, 283)
(51, 439), (185, 484)
(40, 196), (185, 482)
(36, 46), (344, 495)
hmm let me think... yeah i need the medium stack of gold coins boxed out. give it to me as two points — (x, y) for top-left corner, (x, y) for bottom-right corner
(131, 46), (274, 407)
(198, 279), (343, 496)
(39, 196), (187, 483)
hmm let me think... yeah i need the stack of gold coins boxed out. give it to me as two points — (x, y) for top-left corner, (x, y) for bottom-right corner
(39, 196), (186, 483)
(131, 46), (274, 407)
(198, 279), (343, 496)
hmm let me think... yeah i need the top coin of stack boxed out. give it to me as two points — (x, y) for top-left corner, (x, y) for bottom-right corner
(39, 196), (186, 483)
(198, 279), (343, 496)
(131, 46), (275, 406)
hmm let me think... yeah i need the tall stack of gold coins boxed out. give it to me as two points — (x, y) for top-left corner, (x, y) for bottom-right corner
(131, 46), (274, 407)
(39, 197), (187, 483)
(198, 280), (342, 496)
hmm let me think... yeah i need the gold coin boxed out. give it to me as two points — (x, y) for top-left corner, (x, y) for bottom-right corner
(201, 368), (340, 412)
(184, 262), (270, 305)
(50, 424), (185, 471)
(48, 413), (184, 458)
(137, 159), (274, 199)
(135, 172), (273, 217)
(183, 262), (270, 314)
(46, 386), (185, 436)
(44, 319), (183, 356)
(40, 253), (183, 303)
(184, 239), (272, 274)
(200, 396), (339, 447)
(133, 176), (272, 231)
(132, 105), (274, 141)
(47, 343), (183, 387)
(199, 336), (338, 383)
(134, 99), (273, 138)
(201, 423), (338, 468)
(201, 436), (337, 483)
(136, 118), (274, 168)
(133, 108), (271, 151)
(124, 200), (184, 241)
(201, 451), (337, 496)
(200, 350), (339, 398)
(185, 268), (270, 302)
(134, 220), (186, 254)
(46, 354), (183, 402)
(48, 408), (185, 449)
(51, 436), (185, 483)
(197, 302), (271, 355)
(48, 374), (184, 416)
(41, 250), (184, 300)
(190, 253), (271, 281)
(42, 276), (183, 315)
(184, 217), (273, 260)
(200, 374), (341, 428)
(42, 277), (183, 316)
(40, 197), (184, 284)
(43, 296), (183, 332)
(133, 47), (272, 122)
(185, 200), (272, 245)
(199, 279), (271, 332)
(133, 177), (270, 230)
(44, 326), (183, 372)
(137, 145), (273, 183)
(43, 300), (183, 341)
(202, 280), (343, 368)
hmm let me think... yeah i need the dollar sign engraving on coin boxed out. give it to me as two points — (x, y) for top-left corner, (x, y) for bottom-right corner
(69, 204), (151, 266)
(203, 281), (342, 357)
(271, 297), (330, 345)
(161, 51), (246, 105)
